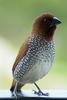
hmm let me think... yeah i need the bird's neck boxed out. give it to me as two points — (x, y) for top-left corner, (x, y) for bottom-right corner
(32, 26), (56, 41)
(32, 31), (54, 42)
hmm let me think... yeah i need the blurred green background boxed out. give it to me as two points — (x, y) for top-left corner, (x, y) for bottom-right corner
(0, 0), (67, 90)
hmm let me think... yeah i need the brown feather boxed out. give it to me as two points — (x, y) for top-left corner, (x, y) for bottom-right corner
(32, 13), (56, 41)
(12, 37), (30, 73)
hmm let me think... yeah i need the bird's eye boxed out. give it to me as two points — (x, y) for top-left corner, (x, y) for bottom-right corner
(44, 18), (46, 22)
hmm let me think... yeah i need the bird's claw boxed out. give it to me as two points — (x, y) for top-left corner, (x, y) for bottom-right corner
(12, 90), (23, 98)
(33, 90), (49, 96)
(12, 91), (17, 98)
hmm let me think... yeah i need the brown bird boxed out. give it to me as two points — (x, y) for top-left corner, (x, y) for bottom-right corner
(10, 13), (61, 97)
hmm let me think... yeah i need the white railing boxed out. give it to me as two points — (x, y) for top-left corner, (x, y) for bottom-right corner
(0, 90), (67, 99)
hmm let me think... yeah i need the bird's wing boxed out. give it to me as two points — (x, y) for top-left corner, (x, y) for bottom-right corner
(12, 37), (30, 74)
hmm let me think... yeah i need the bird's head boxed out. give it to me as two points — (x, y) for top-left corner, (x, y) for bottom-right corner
(32, 13), (61, 41)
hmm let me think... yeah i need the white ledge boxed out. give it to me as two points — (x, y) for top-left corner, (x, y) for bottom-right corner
(0, 90), (67, 99)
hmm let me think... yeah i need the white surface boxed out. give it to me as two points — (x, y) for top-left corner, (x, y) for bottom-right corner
(0, 90), (67, 98)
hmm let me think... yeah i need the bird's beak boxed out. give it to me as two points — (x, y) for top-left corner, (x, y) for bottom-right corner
(50, 17), (61, 27)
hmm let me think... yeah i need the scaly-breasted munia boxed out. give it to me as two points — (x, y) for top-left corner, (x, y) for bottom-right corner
(10, 13), (61, 97)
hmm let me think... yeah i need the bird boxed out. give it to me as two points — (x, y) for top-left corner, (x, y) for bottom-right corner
(10, 12), (61, 98)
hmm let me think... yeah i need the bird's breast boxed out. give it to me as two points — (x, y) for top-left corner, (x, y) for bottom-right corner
(14, 36), (55, 83)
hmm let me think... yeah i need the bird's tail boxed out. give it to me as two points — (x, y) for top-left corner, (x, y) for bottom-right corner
(10, 79), (24, 92)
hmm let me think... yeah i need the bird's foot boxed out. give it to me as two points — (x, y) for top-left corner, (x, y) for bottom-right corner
(12, 91), (17, 98)
(12, 90), (23, 98)
(33, 90), (49, 96)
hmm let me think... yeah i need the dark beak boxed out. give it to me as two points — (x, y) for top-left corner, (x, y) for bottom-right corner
(50, 17), (61, 27)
